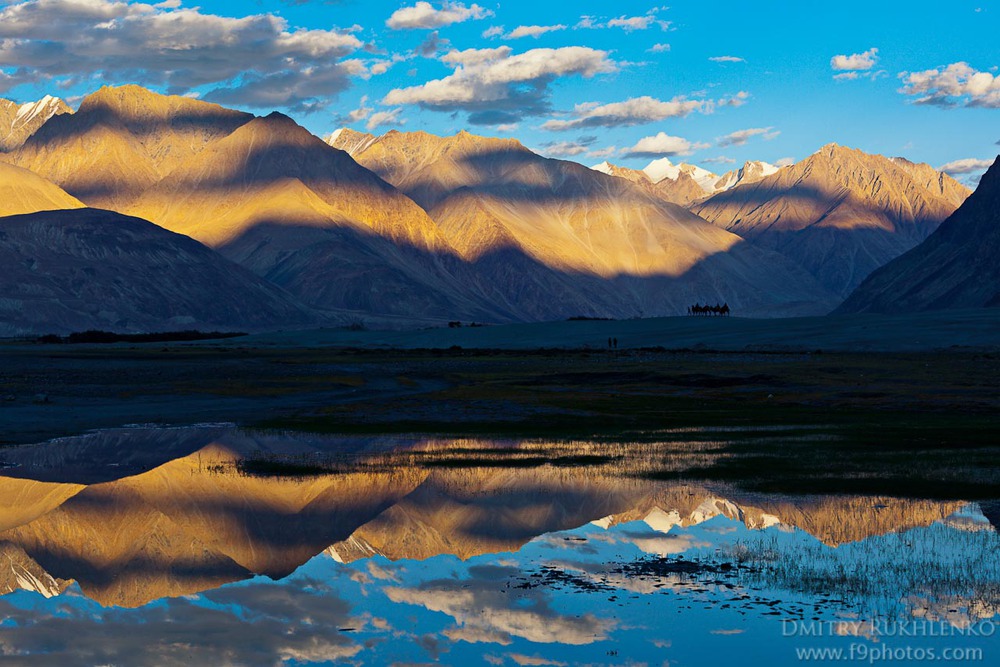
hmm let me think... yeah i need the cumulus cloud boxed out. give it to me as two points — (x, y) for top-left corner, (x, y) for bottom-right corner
(366, 107), (406, 130)
(386, 1), (492, 30)
(831, 47), (879, 71)
(623, 132), (708, 158)
(383, 46), (616, 124)
(540, 95), (705, 131)
(506, 24), (567, 39)
(648, 43), (671, 53)
(0, 0), (363, 110)
(775, 157), (795, 167)
(710, 56), (745, 63)
(717, 127), (780, 147)
(899, 62), (1000, 108)
(938, 157), (995, 174)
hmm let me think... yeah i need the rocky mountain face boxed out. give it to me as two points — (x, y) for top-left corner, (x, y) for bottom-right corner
(693, 144), (970, 297)
(0, 208), (315, 336)
(331, 129), (837, 317)
(713, 160), (780, 191)
(837, 156), (1000, 313)
(0, 95), (72, 152)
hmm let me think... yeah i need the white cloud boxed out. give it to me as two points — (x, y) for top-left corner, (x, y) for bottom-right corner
(384, 46), (616, 124)
(831, 47), (879, 71)
(539, 140), (589, 157)
(481, 25), (504, 38)
(366, 107), (405, 130)
(710, 56), (745, 63)
(506, 24), (567, 39)
(702, 156), (736, 165)
(586, 145), (617, 159)
(775, 157), (795, 167)
(623, 132), (708, 158)
(607, 15), (667, 31)
(386, 1), (492, 30)
(717, 127), (780, 147)
(899, 62), (1000, 108)
(647, 43), (671, 53)
(577, 10), (670, 32)
(938, 157), (994, 174)
(345, 95), (372, 122)
(0, 0), (363, 110)
(717, 91), (750, 107)
(540, 95), (705, 131)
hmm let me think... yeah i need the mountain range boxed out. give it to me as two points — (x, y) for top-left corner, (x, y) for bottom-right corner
(692, 144), (971, 296)
(838, 157), (1000, 313)
(0, 85), (993, 334)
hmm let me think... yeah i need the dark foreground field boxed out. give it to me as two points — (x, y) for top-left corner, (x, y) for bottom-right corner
(1, 311), (998, 499)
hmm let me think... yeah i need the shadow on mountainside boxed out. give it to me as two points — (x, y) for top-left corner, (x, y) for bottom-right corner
(219, 220), (838, 321)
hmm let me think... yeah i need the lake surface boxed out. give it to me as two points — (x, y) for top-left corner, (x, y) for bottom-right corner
(0, 426), (997, 665)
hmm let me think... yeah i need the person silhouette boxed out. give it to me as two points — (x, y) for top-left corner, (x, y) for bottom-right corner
(613, 337), (618, 349)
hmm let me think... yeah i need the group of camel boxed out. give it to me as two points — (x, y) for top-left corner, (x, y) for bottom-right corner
(687, 303), (731, 316)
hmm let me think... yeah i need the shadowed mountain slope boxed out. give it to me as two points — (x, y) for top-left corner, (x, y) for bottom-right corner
(0, 208), (315, 336)
(837, 156), (1000, 313)
(123, 112), (508, 321)
(331, 128), (838, 317)
(693, 144), (970, 297)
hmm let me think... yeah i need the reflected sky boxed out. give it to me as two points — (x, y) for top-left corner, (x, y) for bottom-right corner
(0, 426), (997, 665)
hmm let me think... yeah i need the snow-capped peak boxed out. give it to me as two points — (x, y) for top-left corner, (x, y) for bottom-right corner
(590, 161), (614, 175)
(643, 157), (681, 183)
(13, 95), (64, 129)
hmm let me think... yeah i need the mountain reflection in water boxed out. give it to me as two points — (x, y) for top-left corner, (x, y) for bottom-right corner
(0, 426), (996, 666)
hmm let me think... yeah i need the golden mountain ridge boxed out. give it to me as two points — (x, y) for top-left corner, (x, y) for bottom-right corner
(693, 143), (971, 296)
(10, 85), (251, 210)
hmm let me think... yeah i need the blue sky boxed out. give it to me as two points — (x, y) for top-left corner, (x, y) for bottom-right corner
(0, 0), (997, 182)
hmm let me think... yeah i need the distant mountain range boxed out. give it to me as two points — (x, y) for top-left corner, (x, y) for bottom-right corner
(693, 144), (971, 297)
(0, 85), (991, 334)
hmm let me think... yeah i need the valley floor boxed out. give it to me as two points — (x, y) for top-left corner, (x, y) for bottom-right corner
(0, 310), (996, 448)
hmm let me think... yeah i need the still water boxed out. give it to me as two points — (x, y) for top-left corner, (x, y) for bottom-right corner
(0, 426), (996, 665)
